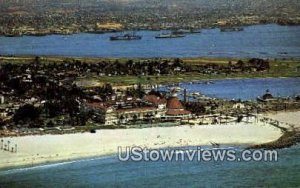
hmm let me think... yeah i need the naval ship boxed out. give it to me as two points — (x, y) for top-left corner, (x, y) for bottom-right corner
(155, 32), (185, 39)
(220, 27), (244, 32)
(110, 33), (142, 41)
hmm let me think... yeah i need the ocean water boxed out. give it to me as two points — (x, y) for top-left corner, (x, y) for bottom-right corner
(0, 24), (300, 58)
(0, 146), (299, 187)
(177, 77), (300, 101)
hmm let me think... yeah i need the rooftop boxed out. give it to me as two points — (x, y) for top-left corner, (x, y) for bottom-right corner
(167, 96), (184, 109)
(143, 95), (167, 106)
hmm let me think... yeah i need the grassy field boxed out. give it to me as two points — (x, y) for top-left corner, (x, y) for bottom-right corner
(86, 59), (300, 86)
(1, 55), (299, 86)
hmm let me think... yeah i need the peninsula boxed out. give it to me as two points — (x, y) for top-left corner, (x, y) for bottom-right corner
(0, 55), (299, 170)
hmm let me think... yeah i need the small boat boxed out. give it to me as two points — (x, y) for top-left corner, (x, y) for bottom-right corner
(5, 34), (20, 37)
(110, 33), (142, 41)
(203, 81), (214, 85)
(190, 29), (202, 33)
(220, 27), (244, 32)
(155, 33), (185, 39)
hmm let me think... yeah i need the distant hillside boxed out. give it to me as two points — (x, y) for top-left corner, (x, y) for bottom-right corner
(0, 0), (299, 36)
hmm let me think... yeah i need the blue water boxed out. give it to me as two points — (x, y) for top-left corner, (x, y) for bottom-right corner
(0, 24), (300, 58)
(0, 146), (300, 187)
(176, 78), (300, 101)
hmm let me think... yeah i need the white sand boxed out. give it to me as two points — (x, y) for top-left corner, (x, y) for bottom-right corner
(265, 111), (300, 130)
(0, 122), (282, 169)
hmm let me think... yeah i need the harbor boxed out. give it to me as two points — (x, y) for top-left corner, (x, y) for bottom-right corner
(1, 24), (300, 58)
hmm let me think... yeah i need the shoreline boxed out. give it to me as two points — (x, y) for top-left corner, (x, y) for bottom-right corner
(0, 144), (247, 172)
(1, 23), (300, 38)
(250, 111), (300, 149)
(3, 55), (300, 62)
(0, 122), (283, 170)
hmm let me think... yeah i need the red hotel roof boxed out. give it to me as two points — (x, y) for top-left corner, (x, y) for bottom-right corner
(167, 97), (184, 109)
(143, 95), (167, 105)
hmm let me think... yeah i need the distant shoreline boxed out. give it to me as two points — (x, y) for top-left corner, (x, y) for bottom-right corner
(1, 23), (299, 38)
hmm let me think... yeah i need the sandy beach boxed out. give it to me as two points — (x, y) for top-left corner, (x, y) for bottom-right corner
(0, 121), (282, 169)
(265, 111), (300, 130)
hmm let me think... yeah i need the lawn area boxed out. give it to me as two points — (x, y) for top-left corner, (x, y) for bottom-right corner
(1, 55), (299, 86)
(89, 59), (300, 86)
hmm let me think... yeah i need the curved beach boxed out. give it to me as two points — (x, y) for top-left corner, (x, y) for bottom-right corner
(0, 122), (282, 169)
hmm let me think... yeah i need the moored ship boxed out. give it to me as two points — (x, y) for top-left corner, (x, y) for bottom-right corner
(220, 27), (244, 32)
(110, 33), (142, 41)
(172, 29), (202, 35)
(155, 32), (185, 39)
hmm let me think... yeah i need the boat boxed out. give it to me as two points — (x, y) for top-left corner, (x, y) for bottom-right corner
(172, 29), (202, 35)
(220, 27), (244, 32)
(155, 33), (185, 39)
(110, 33), (142, 41)
(4, 33), (21, 37)
(190, 29), (202, 34)
(203, 81), (215, 85)
(172, 29), (191, 35)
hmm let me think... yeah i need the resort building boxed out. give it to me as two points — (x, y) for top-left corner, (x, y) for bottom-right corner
(83, 94), (192, 126)
(84, 102), (118, 126)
